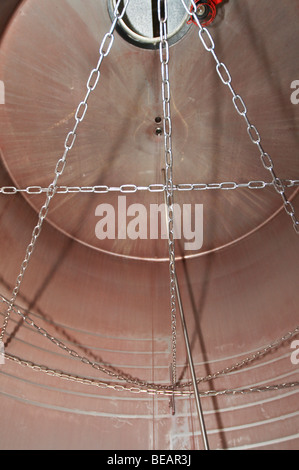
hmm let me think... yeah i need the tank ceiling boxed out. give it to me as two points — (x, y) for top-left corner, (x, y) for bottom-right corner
(0, 0), (298, 451)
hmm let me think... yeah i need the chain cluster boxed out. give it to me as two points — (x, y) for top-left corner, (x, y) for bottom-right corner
(1, 294), (299, 396)
(4, 351), (299, 398)
(0, 0), (298, 401)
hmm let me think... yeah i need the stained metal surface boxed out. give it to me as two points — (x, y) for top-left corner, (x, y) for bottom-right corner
(0, 0), (298, 450)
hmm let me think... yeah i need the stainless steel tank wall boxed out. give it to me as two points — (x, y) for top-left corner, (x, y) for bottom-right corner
(0, 0), (298, 450)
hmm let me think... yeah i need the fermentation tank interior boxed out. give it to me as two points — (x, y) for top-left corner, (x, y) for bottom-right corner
(0, 0), (298, 450)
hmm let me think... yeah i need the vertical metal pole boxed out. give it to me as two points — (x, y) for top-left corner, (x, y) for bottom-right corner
(169, 364), (176, 415)
(174, 274), (210, 451)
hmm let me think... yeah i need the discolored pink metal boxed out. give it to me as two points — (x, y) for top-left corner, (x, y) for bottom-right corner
(0, 0), (298, 450)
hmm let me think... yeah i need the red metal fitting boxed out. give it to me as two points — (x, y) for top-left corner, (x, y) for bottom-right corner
(187, 0), (224, 27)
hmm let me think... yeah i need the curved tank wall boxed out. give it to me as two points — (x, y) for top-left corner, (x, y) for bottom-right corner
(0, 0), (298, 450)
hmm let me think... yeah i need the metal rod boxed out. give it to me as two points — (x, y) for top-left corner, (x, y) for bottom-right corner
(174, 274), (210, 451)
(161, 168), (210, 450)
(169, 363), (176, 415)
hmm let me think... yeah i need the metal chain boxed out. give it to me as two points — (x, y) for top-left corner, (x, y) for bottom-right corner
(0, 294), (174, 392)
(4, 352), (299, 398)
(1, 294), (298, 394)
(158, 0), (177, 386)
(0, 0), (130, 342)
(180, 0), (299, 235)
(183, 325), (299, 388)
(1, 0), (298, 400)
(1, 179), (299, 194)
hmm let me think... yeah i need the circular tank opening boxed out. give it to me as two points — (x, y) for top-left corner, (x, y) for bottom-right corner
(107, 0), (192, 49)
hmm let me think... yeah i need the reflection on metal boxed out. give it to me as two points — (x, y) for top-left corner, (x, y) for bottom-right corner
(0, 0), (299, 451)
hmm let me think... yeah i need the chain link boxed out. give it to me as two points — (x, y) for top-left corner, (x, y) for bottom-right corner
(158, 0), (177, 386)
(1, 179), (299, 195)
(0, 0), (131, 342)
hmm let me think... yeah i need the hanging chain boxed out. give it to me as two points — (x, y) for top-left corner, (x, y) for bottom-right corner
(4, 352), (299, 398)
(158, 0), (177, 386)
(1, 294), (299, 395)
(182, 325), (299, 388)
(0, 0), (130, 343)
(180, 0), (299, 235)
(0, 0), (298, 400)
(1, 179), (299, 194)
